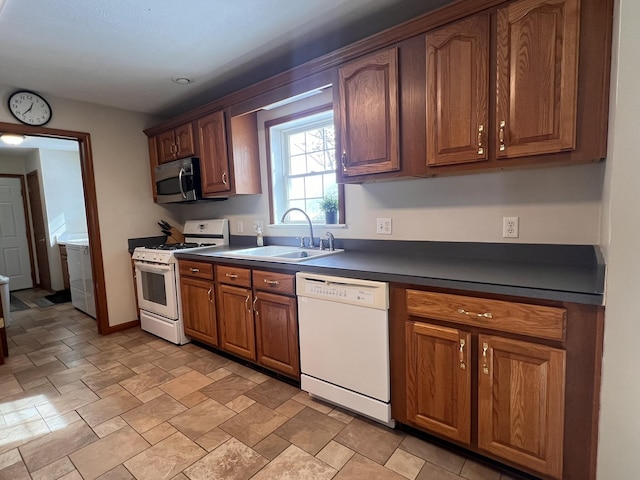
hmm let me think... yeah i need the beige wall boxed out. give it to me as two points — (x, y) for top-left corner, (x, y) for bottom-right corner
(597, 0), (640, 477)
(0, 86), (178, 327)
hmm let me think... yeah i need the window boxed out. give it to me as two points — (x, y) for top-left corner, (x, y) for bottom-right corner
(267, 106), (343, 224)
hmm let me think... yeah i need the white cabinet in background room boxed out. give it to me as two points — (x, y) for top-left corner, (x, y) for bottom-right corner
(66, 243), (96, 317)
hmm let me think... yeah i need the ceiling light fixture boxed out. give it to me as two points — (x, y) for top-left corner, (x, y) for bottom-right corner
(0, 133), (26, 145)
(171, 76), (195, 85)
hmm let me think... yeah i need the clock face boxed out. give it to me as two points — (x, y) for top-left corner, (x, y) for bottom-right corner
(8, 91), (52, 126)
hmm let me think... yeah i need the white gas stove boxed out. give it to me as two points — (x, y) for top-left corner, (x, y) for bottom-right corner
(133, 219), (228, 344)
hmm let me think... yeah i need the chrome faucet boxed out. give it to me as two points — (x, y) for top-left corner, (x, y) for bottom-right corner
(281, 207), (315, 248)
(325, 232), (335, 251)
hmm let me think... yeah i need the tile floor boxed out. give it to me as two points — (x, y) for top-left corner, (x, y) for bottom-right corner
(0, 289), (523, 480)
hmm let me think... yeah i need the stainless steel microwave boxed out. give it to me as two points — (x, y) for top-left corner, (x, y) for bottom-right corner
(154, 157), (201, 204)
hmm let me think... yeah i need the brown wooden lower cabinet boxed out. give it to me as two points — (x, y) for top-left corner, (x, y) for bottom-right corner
(477, 334), (565, 479)
(405, 321), (471, 444)
(254, 291), (299, 377)
(391, 284), (603, 480)
(180, 276), (217, 346)
(177, 261), (301, 379)
(216, 283), (256, 361)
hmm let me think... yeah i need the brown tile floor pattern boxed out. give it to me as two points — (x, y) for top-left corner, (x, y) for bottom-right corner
(0, 289), (523, 480)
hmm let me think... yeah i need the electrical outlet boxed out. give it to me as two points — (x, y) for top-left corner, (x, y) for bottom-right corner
(237, 220), (244, 233)
(503, 216), (519, 238)
(253, 220), (264, 232)
(376, 217), (392, 235)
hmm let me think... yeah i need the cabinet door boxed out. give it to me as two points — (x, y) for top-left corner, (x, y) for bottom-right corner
(254, 292), (299, 378)
(174, 123), (196, 158)
(406, 322), (471, 444)
(478, 335), (565, 479)
(426, 14), (489, 166)
(216, 284), (256, 360)
(197, 110), (231, 195)
(156, 130), (177, 163)
(496, 0), (580, 158)
(180, 276), (217, 346)
(338, 47), (400, 177)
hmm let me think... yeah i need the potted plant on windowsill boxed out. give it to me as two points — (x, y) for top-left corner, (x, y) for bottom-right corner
(319, 193), (339, 224)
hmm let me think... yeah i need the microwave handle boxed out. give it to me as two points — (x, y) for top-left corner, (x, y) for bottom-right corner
(178, 168), (187, 199)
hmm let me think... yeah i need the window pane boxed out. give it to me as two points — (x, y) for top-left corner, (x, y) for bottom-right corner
(307, 152), (326, 172)
(325, 149), (336, 170)
(288, 177), (305, 200)
(286, 200), (307, 220)
(306, 129), (324, 152)
(305, 175), (323, 199)
(289, 132), (305, 156)
(289, 153), (307, 175)
(324, 127), (335, 150)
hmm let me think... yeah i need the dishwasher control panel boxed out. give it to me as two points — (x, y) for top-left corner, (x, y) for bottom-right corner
(296, 272), (389, 310)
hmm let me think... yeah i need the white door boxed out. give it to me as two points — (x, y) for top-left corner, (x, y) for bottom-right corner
(0, 177), (33, 290)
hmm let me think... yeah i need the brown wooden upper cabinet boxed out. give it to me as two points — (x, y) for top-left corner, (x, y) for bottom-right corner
(496, 0), (579, 158)
(337, 47), (400, 178)
(426, 14), (490, 167)
(427, 0), (580, 167)
(197, 110), (231, 196)
(155, 122), (196, 164)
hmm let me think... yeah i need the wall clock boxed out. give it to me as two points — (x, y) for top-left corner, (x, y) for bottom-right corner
(8, 90), (52, 126)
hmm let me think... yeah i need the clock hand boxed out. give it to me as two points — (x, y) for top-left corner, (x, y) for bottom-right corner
(22, 102), (34, 116)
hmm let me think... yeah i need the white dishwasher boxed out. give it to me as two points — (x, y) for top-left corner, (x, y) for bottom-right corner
(296, 272), (394, 427)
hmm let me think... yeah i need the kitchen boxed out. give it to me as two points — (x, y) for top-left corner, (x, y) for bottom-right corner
(0, 0), (637, 479)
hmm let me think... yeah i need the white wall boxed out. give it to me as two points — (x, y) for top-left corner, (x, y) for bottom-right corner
(597, 0), (640, 477)
(39, 148), (87, 291)
(0, 86), (180, 327)
(0, 152), (27, 174)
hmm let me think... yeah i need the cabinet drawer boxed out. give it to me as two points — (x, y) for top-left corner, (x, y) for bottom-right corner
(178, 260), (213, 280)
(252, 270), (295, 295)
(406, 290), (566, 341)
(216, 265), (251, 287)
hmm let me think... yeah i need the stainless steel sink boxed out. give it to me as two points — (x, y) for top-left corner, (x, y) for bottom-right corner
(223, 245), (343, 263)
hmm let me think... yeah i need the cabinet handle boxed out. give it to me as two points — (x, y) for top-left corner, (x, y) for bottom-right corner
(341, 151), (347, 172)
(458, 339), (466, 370)
(222, 172), (227, 185)
(477, 124), (484, 155)
(263, 279), (279, 287)
(253, 296), (259, 315)
(225, 273), (238, 280)
(482, 342), (490, 375)
(190, 268), (200, 273)
(499, 120), (506, 152)
(207, 287), (212, 302)
(457, 308), (493, 319)
(245, 294), (251, 312)
(176, 138), (181, 156)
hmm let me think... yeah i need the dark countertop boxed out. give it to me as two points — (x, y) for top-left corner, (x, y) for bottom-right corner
(175, 239), (605, 305)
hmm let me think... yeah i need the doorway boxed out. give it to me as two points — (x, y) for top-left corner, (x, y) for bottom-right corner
(0, 175), (34, 290)
(0, 121), (109, 334)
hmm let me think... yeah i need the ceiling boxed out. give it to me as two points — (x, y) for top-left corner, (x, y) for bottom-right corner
(0, 0), (449, 118)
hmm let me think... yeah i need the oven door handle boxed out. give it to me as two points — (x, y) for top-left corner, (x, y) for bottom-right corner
(135, 263), (173, 274)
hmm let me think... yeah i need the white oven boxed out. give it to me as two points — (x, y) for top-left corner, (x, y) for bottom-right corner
(134, 261), (178, 320)
(132, 218), (229, 345)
